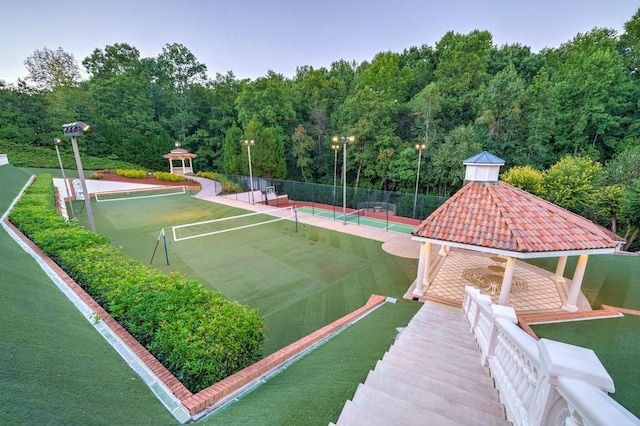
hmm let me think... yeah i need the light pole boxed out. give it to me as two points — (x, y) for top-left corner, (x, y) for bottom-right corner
(62, 121), (95, 232)
(54, 137), (75, 219)
(331, 142), (340, 220)
(332, 135), (355, 224)
(413, 142), (426, 219)
(241, 139), (255, 204)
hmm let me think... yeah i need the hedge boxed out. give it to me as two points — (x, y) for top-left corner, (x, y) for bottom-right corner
(9, 174), (264, 393)
(115, 169), (147, 178)
(153, 171), (186, 182)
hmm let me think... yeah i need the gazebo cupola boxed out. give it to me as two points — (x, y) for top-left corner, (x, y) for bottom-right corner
(463, 151), (505, 184)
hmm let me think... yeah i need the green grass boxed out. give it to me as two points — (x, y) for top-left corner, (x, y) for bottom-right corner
(528, 255), (640, 417)
(82, 196), (418, 355)
(528, 256), (640, 310)
(204, 300), (421, 425)
(0, 165), (173, 425)
(532, 316), (640, 418)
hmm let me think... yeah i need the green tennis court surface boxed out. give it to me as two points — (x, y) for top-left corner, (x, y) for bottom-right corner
(81, 196), (418, 355)
(296, 206), (416, 235)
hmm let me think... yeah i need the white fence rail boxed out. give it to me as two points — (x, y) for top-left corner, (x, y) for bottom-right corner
(462, 286), (639, 426)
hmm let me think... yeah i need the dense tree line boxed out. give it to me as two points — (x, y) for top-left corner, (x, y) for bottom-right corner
(1, 9), (639, 245)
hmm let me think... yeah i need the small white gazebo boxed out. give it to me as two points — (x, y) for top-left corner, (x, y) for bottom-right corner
(411, 151), (623, 311)
(163, 142), (196, 175)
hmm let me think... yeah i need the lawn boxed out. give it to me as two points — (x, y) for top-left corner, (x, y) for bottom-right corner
(82, 194), (418, 355)
(0, 165), (173, 425)
(527, 255), (640, 417)
(204, 300), (421, 425)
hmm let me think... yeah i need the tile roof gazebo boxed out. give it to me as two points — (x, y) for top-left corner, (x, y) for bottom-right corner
(411, 152), (623, 311)
(163, 142), (196, 175)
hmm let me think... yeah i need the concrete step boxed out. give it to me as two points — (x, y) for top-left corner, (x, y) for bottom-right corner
(350, 383), (459, 425)
(377, 353), (498, 396)
(414, 302), (468, 322)
(397, 329), (480, 357)
(407, 316), (471, 334)
(373, 359), (501, 403)
(364, 369), (509, 425)
(382, 351), (492, 386)
(384, 344), (490, 380)
(334, 399), (400, 426)
(391, 337), (484, 366)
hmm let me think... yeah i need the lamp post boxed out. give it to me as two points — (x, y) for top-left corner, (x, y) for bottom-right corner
(331, 142), (340, 220)
(62, 121), (95, 232)
(53, 138), (75, 219)
(241, 139), (255, 204)
(332, 135), (355, 224)
(413, 142), (426, 219)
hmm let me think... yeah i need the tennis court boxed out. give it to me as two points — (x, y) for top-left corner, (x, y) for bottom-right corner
(81, 195), (419, 355)
(296, 206), (416, 235)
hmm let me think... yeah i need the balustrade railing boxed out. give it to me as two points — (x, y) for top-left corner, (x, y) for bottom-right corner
(462, 286), (639, 426)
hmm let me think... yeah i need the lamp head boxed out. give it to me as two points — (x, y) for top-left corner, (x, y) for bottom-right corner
(54, 138), (61, 145)
(62, 121), (90, 137)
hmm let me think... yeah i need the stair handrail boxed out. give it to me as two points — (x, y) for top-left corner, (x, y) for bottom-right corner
(462, 286), (639, 426)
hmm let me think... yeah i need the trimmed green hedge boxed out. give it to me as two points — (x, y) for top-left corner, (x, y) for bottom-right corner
(115, 169), (147, 178)
(153, 171), (185, 182)
(9, 174), (264, 393)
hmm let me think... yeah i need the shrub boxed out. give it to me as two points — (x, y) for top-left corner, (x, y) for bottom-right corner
(153, 171), (185, 182)
(9, 174), (265, 393)
(90, 171), (104, 180)
(115, 169), (147, 178)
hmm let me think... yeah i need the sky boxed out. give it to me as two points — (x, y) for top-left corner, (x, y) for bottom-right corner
(0, 0), (638, 84)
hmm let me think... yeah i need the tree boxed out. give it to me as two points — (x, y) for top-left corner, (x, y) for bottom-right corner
(243, 117), (286, 179)
(548, 28), (634, 161)
(24, 47), (81, 90)
(500, 165), (543, 195)
(606, 145), (640, 187)
(429, 124), (482, 196)
(541, 155), (605, 217)
(434, 30), (492, 130)
(291, 125), (314, 182)
(595, 185), (624, 233)
(475, 63), (527, 165)
(620, 179), (640, 250)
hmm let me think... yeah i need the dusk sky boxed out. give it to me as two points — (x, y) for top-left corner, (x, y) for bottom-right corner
(1, 1), (637, 84)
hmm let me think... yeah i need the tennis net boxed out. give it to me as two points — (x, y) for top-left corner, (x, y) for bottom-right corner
(95, 185), (187, 202)
(334, 208), (365, 224)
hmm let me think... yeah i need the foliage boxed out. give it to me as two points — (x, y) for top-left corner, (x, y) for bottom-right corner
(541, 155), (605, 217)
(620, 179), (640, 250)
(9, 174), (264, 393)
(153, 171), (185, 182)
(24, 47), (81, 90)
(594, 185), (625, 233)
(115, 169), (147, 178)
(500, 165), (543, 195)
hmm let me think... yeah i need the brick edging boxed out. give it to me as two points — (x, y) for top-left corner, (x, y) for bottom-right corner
(4, 216), (387, 417)
(181, 293), (387, 414)
(517, 304), (634, 340)
(3, 217), (192, 400)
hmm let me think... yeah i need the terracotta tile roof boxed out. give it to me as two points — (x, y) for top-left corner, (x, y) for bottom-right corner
(412, 181), (621, 253)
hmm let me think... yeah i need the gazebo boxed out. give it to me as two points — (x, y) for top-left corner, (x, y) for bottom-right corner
(163, 143), (196, 175)
(411, 152), (623, 311)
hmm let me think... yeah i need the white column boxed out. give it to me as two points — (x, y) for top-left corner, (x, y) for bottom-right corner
(552, 255), (568, 284)
(169, 160), (174, 174)
(412, 242), (432, 298)
(438, 245), (450, 257)
(498, 256), (516, 305)
(562, 254), (588, 312)
(181, 158), (186, 174)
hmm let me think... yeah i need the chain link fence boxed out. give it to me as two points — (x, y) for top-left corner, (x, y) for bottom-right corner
(220, 174), (447, 222)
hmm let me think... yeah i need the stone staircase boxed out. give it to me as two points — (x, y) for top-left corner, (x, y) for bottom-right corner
(332, 301), (510, 425)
